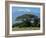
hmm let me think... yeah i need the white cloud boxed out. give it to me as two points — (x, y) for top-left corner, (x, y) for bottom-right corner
(17, 9), (31, 12)
(17, 9), (24, 11)
(25, 9), (31, 12)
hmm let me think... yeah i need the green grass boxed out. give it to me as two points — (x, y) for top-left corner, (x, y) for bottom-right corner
(12, 27), (40, 31)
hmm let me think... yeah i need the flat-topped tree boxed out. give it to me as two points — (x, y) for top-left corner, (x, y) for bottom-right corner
(16, 14), (36, 21)
(12, 13), (40, 28)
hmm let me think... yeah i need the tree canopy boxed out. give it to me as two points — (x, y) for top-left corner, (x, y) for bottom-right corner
(16, 14), (36, 21)
(12, 13), (40, 28)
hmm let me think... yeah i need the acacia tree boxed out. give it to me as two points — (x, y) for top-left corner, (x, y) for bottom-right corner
(12, 14), (40, 28)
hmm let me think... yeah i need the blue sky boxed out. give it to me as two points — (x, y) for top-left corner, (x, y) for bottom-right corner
(12, 7), (40, 24)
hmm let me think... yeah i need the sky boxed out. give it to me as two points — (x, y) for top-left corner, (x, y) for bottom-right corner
(12, 7), (40, 24)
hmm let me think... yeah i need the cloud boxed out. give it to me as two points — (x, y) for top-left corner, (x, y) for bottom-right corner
(17, 9), (24, 11)
(17, 9), (31, 12)
(25, 9), (31, 12)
